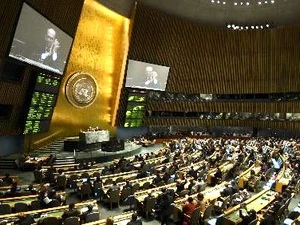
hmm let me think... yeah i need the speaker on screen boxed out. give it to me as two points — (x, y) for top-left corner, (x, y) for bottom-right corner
(8, 3), (73, 75)
(125, 60), (170, 91)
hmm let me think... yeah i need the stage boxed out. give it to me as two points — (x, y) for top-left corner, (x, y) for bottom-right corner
(1, 141), (163, 164)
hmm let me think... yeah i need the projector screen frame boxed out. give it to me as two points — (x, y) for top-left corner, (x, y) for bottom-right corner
(7, 2), (74, 76)
(125, 59), (170, 92)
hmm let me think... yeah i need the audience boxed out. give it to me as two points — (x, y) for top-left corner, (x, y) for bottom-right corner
(1, 136), (299, 225)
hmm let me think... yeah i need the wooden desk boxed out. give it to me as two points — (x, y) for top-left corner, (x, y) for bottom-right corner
(222, 189), (276, 225)
(238, 165), (261, 189)
(172, 182), (228, 221)
(102, 175), (155, 194)
(207, 162), (234, 185)
(84, 211), (134, 225)
(0, 184), (40, 192)
(134, 182), (177, 203)
(0, 191), (66, 208)
(0, 200), (97, 220)
(43, 163), (80, 169)
(275, 178), (290, 193)
(36, 201), (99, 223)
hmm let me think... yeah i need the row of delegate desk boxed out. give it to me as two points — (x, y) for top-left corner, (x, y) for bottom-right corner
(221, 154), (293, 225)
(0, 200), (98, 224)
(0, 191), (67, 209)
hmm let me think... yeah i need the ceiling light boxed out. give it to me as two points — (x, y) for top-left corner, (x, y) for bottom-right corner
(211, 0), (215, 2)
(240, 2), (243, 5)
(223, 2), (226, 4)
(271, 0), (275, 3)
(266, 24), (270, 27)
(227, 24), (231, 28)
(258, 1), (262, 4)
(234, 2), (238, 5)
(265, 1), (268, 3)
(246, 2), (250, 5)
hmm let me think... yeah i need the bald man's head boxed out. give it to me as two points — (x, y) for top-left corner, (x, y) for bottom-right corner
(45, 28), (56, 47)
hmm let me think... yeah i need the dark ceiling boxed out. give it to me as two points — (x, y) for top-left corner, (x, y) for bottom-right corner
(98, 0), (300, 28)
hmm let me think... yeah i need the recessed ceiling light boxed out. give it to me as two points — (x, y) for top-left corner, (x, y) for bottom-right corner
(211, 0), (215, 3)
(223, 2), (226, 4)
(258, 1), (262, 4)
(246, 2), (250, 5)
(217, 0), (220, 3)
(234, 2), (238, 5)
(265, 1), (268, 3)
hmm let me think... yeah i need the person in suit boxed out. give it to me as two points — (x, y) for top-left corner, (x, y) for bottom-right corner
(38, 28), (60, 70)
(1, 173), (13, 185)
(144, 66), (158, 88)
(107, 181), (120, 196)
(126, 213), (142, 225)
(176, 179), (186, 193)
(222, 183), (234, 196)
(188, 166), (198, 180)
(159, 192), (173, 225)
(17, 212), (35, 225)
(81, 204), (94, 223)
(61, 203), (81, 221)
(239, 209), (257, 225)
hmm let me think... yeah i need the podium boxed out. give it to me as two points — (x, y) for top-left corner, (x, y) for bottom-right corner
(79, 130), (109, 144)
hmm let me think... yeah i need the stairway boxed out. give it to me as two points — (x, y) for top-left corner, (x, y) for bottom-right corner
(0, 158), (17, 169)
(54, 156), (76, 166)
(31, 138), (67, 158)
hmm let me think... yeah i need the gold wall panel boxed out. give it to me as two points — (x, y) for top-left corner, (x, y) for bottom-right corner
(47, 0), (130, 139)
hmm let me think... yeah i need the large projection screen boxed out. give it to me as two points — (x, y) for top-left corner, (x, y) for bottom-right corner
(125, 60), (170, 91)
(8, 3), (73, 75)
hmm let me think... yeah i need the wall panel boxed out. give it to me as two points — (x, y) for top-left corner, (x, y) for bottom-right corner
(125, 3), (300, 131)
(129, 3), (300, 94)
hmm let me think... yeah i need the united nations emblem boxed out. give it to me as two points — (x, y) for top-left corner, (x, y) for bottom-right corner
(65, 72), (97, 108)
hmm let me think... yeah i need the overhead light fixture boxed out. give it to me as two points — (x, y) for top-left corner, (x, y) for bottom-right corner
(226, 23), (272, 31)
